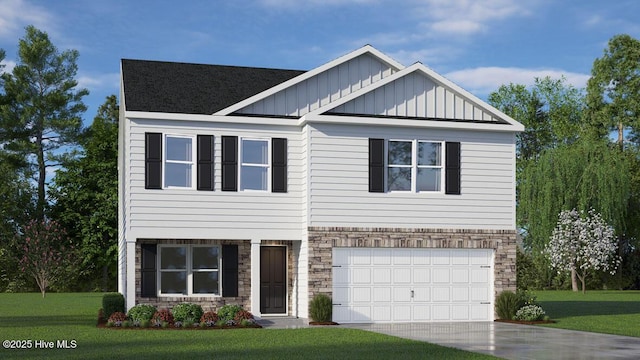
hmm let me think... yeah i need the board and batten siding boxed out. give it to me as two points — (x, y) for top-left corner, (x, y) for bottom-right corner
(124, 118), (305, 241)
(329, 72), (500, 122)
(236, 54), (397, 117)
(307, 123), (516, 230)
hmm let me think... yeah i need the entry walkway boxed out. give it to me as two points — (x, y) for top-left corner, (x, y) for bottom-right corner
(343, 322), (640, 360)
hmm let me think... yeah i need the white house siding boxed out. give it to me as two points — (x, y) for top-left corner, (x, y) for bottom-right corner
(307, 123), (516, 230)
(123, 118), (305, 241)
(237, 54), (397, 117)
(330, 72), (500, 122)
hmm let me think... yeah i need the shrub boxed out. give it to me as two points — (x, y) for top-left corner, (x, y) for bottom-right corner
(102, 293), (125, 320)
(173, 303), (204, 323)
(495, 290), (524, 320)
(127, 304), (157, 322)
(151, 309), (174, 327)
(516, 289), (538, 307)
(218, 304), (243, 322)
(233, 309), (254, 322)
(200, 311), (219, 327)
(514, 305), (546, 321)
(107, 311), (127, 327)
(309, 293), (332, 322)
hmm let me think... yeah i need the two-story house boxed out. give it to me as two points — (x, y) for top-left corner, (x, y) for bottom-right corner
(118, 45), (523, 323)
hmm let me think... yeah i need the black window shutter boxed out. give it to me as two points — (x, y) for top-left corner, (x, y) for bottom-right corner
(369, 138), (385, 192)
(145, 133), (162, 189)
(197, 135), (214, 191)
(221, 136), (238, 191)
(222, 245), (238, 297)
(445, 142), (461, 195)
(272, 138), (287, 193)
(141, 244), (157, 298)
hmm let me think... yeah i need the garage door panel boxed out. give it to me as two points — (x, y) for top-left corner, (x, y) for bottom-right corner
(334, 286), (350, 303)
(452, 287), (469, 302)
(373, 249), (391, 265)
(413, 268), (430, 283)
(373, 287), (391, 302)
(353, 287), (371, 302)
(393, 305), (411, 321)
(433, 287), (450, 302)
(413, 250), (431, 265)
(413, 305), (430, 321)
(353, 249), (372, 265)
(471, 268), (489, 283)
(452, 268), (469, 283)
(452, 250), (469, 265)
(393, 287), (412, 302)
(393, 268), (411, 283)
(374, 305), (392, 322)
(452, 305), (470, 320)
(413, 287), (430, 301)
(332, 248), (494, 323)
(373, 268), (391, 284)
(353, 268), (371, 284)
(433, 305), (450, 320)
(333, 267), (349, 284)
(393, 250), (411, 265)
(433, 268), (450, 283)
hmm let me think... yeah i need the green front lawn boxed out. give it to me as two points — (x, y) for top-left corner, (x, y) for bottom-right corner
(0, 293), (497, 360)
(535, 290), (640, 337)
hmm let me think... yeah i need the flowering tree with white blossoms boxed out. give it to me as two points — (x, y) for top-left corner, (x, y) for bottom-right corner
(546, 209), (621, 293)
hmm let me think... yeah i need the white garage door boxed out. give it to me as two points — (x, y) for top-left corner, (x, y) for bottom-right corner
(332, 248), (494, 323)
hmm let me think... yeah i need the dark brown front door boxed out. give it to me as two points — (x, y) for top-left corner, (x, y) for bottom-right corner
(260, 246), (286, 314)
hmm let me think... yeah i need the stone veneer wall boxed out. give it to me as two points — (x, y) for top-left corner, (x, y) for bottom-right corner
(307, 227), (517, 300)
(136, 239), (251, 312)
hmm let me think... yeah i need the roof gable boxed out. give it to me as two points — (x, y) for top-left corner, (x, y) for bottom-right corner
(307, 63), (523, 129)
(121, 59), (304, 114)
(216, 45), (404, 116)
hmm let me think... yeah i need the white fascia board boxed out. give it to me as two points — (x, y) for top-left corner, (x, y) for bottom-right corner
(305, 62), (525, 132)
(124, 111), (299, 127)
(213, 45), (405, 116)
(300, 113), (521, 133)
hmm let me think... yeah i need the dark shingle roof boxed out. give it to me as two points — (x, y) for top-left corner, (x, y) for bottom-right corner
(121, 59), (306, 114)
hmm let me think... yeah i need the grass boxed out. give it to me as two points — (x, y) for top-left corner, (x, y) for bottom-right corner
(0, 293), (497, 360)
(535, 290), (640, 337)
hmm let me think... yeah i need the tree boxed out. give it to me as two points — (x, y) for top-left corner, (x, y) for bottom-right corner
(0, 25), (88, 220)
(519, 139), (631, 252)
(586, 34), (640, 146)
(49, 95), (118, 291)
(546, 209), (621, 293)
(18, 219), (76, 297)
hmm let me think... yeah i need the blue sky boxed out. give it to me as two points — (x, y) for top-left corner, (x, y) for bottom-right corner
(0, 0), (639, 125)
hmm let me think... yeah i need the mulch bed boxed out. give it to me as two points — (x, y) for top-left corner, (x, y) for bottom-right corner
(495, 319), (556, 325)
(97, 317), (262, 329)
(309, 321), (340, 326)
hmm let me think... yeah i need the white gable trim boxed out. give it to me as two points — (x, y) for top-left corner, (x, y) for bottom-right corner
(304, 62), (524, 131)
(214, 45), (405, 116)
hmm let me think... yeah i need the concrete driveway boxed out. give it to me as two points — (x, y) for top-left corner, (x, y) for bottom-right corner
(343, 322), (640, 359)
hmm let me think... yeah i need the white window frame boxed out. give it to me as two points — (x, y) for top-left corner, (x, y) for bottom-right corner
(239, 137), (270, 192)
(158, 245), (221, 297)
(386, 139), (444, 193)
(163, 134), (197, 189)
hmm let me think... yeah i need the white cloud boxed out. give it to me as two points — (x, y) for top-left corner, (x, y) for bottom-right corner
(444, 66), (591, 96)
(0, 0), (54, 40)
(77, 72), (120, 92)
(0, 59), (16, 74)
(258, 0), (376, 6)
(415, 0), (533, 36)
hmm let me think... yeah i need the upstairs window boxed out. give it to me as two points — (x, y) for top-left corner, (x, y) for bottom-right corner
(240, 139), (269, 191)
(387, 140), (443, 192)
(164, 135), (195, 188)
